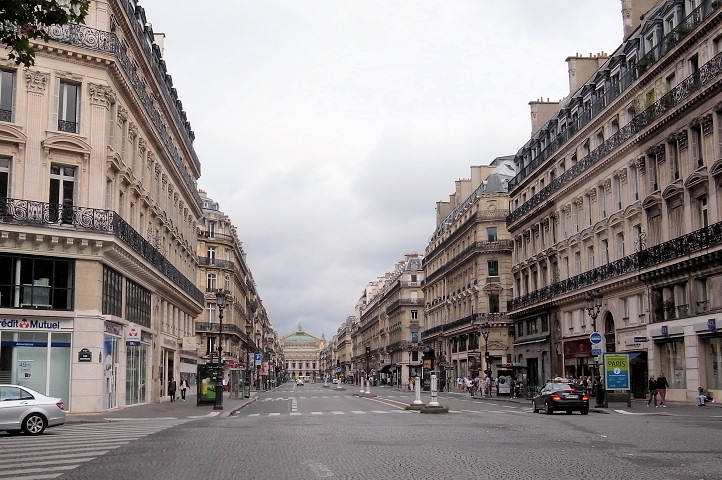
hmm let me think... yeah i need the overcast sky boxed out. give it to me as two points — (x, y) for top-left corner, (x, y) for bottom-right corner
(140, 1), (623, 340)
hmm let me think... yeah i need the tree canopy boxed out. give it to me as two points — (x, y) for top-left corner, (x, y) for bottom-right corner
(1, 0), (90, 67)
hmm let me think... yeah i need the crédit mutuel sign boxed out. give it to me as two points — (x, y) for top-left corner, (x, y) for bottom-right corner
(0, 317), (73, 330)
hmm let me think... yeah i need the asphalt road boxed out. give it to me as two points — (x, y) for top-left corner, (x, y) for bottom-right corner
(2, 383), (720, 480)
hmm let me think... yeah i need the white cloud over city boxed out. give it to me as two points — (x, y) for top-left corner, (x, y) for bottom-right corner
(141, 0), (623, 339)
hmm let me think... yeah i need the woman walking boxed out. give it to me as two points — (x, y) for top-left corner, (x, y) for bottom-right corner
(656, 372), (669, 407)
(647, 375), (657, 407)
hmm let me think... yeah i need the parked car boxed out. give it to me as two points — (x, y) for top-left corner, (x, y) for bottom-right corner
(0, 384), (66, 435)
(532, 381), (589, 415)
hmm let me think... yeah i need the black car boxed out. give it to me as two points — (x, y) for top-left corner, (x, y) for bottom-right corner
(532, 381), (589, 415)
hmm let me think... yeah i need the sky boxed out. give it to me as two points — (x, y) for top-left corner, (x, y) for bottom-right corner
(140, 0), (623, 340)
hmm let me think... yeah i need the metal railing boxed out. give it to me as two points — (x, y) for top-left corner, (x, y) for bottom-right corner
(0, 197), (204, 304)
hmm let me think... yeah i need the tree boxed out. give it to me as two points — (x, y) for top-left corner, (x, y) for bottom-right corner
(0, 0), (90, 67)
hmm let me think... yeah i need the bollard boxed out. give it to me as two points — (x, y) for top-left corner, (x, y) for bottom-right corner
(413, 376), (423, 405)
(365, 377), (371, 395)
(428, 374), (439, 407)
(359, 378), (365, 394)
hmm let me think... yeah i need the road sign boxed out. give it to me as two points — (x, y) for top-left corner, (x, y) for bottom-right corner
(591, 348), (603, 355)
(335, 367), (342, 373)
(604, 353), (630, 390)
(589, 332), (603, 344)
(633, 336), (648, 343)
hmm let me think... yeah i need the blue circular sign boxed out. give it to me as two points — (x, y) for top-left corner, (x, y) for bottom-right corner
(589, 332), (603, 344)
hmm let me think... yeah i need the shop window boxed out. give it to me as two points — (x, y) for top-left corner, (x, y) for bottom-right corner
(102, 266), (122, 317)
(0, 254), (74, 309)
(660, 340), (686, 389)
(125, 279), (150, 327)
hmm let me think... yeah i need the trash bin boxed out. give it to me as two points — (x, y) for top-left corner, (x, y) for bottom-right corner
(243, 385), (250, 398)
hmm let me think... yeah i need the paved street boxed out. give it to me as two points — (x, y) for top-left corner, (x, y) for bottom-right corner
(2, 383), (720, 480)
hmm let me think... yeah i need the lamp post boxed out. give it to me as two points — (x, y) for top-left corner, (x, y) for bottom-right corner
(480, 321), (491, 397)
(214, 289), (227, 411)
(585, 294), (604, 408)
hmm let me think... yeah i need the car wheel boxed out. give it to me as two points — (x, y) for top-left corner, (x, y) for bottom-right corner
(544, 401), (553, 415)
(22, 413), (47, 435)
(532, 400), (538, 413)
(580, 408), (589, 415)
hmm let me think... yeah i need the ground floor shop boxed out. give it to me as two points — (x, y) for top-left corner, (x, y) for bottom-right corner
(0, 313), (196, 413)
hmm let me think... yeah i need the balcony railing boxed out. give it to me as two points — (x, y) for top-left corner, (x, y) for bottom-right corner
(507, 9), (722, 226)
(0, 109), (11, 122)
(0, 197), (204, 304)
(57, 119), (78, 133)
(197, 257), (235, 269)
(195, 322), (245, 337)
(510, 220), (722, 311)
(426, 240), (513, 283)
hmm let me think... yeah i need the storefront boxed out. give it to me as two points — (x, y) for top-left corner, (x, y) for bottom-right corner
(695, 319), (721, 391)
(0, 316), (72, 409)
(562, 337), (592, 379)
(125, 325), (150, 405)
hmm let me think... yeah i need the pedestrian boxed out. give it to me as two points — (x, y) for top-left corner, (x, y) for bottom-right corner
(179, 377), (189, 401)
(483, 375), (491, 398)
(647, 375), (657, 407)
(695, 387), (707, 406)
(656, 372), (669, 407)
(168, 377), (177, 402)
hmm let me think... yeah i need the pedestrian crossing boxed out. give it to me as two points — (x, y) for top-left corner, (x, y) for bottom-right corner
(0, 419), (192, 480)
(244, 409), (414, 417)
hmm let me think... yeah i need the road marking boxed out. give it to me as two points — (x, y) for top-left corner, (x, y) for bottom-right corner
(0, 419), (190, 480)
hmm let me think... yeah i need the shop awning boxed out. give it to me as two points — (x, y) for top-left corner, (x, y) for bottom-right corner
(379, 364), (394, 374)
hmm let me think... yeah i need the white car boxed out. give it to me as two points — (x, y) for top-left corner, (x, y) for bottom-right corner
(0, 385), (66, 435)
(296, 379), (304, 386)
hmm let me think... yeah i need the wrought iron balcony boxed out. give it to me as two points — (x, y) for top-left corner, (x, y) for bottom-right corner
(57, 119), (78, 133)
(0, 109), (11, 122)
(197, 257), (235, 269)
(510, 220), (722, 311)
(195, 321), (244, 337)
(0, 197), (204, 305)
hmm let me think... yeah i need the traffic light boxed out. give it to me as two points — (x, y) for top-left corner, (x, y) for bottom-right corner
(484, 351), (490, 364)
(365, 345), (371, 355)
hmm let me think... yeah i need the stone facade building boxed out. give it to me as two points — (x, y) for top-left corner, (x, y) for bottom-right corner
(282, 325), (324, 382)
(508, 0), (722, 400)
(422, 158), (518, 387)
(0, 0), (204, 412)
(348, 254), (424, 387)
(195, 190), (278, 391)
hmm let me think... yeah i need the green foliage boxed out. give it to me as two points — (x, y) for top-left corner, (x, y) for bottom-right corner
(0, 0), (90, 67)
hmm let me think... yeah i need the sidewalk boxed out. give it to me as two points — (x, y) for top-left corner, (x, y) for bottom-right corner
(441, 388), (722, 414)
(65, 392), (259, 424)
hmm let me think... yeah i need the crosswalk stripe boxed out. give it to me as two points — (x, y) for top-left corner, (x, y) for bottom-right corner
(0, 419), (191, 480)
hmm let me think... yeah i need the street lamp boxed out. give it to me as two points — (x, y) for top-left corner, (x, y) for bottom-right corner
(480, 322), (491, 396)
(214, 289), (228, 411)
(585, 294), (604, 408)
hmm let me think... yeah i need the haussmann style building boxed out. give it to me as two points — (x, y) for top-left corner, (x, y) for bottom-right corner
(507, 0), (722, 401)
